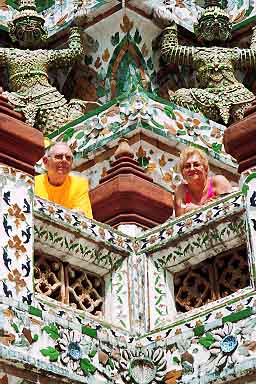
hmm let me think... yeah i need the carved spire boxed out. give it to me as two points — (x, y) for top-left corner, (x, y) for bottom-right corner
(194, 0), (232, 43)
(90, 138), (174, 228)
(100, 138), (153, 184)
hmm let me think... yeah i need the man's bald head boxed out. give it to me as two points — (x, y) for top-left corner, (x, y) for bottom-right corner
(46, 142), (72, 158)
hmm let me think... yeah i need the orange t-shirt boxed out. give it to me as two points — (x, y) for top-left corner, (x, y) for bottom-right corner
(35, 174), (93, 219)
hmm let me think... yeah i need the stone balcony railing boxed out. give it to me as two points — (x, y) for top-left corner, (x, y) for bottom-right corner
(33, 190), (247, 333)
(3, 188), (256, 384)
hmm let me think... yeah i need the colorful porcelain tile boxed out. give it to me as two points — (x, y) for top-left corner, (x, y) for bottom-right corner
(0, 165), (34, 304)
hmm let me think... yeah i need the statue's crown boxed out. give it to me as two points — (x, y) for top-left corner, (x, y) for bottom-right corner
(194, 1), (232, 43)
(12, 0), (45, 24)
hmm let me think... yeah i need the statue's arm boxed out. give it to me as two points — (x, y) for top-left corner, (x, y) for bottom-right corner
(48, 27), (83, 67)
(161, 23), (194, 66)
(235, 28), (256, 68)
(234, 47), (256, 69)
(0, 48), (8, 65)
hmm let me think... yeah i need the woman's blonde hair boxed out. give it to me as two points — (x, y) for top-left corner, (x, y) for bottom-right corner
(179, 147), (209, 174)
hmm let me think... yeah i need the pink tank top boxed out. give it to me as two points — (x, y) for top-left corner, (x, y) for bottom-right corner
(185, 177), (215, 204)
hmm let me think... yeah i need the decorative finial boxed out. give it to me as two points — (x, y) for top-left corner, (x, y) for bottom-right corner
(19, 0), (37, 10)
(114, 138), (134, 160)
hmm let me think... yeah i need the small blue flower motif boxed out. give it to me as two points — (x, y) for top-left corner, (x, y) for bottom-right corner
(68, 342), (82, 361)
(59, 330), (83, 374)
(208, 322), (237, 370)
(220, 335), (238, 354)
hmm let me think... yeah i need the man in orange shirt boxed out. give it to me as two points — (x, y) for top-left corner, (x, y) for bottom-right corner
(35, 142), (93, 218)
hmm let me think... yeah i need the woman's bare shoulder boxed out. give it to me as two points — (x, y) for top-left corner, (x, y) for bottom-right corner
(212, 174), (232, 194)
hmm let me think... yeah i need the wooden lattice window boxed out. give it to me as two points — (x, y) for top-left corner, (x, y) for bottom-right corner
(34, 253), (104, 316)
(174, 246), (250, 312)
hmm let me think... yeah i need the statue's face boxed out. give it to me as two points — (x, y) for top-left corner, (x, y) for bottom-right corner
(12, 17), (47, 48)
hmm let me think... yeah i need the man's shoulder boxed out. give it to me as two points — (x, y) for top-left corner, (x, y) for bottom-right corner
(35, 173), (46, 184)
(69, 175), (89, 189)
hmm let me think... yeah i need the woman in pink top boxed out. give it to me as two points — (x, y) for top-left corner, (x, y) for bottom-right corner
(174, 147), (232, 217)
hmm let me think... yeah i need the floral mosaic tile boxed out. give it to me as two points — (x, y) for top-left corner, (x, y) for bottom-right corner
(49, 88), (236, 173)
(138, 191), (244, 255)
(0, 165), (34, 305)
(128, 0), (256, 32)
(0, 0), (255, 38)
(0, 0), (117, 36)
(34, 196), (133, 256)
(242, 168), (256, 285)
(3, 288), (254, 384)
(3, 160), (256, 384)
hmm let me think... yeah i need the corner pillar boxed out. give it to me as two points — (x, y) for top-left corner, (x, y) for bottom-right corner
(0, 108), (44, 303)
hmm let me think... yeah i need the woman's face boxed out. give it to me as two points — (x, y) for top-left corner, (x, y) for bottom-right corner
(182, 153), (207, 183)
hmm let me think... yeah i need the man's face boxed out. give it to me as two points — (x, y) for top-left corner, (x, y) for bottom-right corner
(182, 153), (207, 183)
(44, 144), (73, 178)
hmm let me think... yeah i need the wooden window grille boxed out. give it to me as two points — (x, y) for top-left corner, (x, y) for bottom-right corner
(34, 253), (104, 316)
(174, 246), (250, 312)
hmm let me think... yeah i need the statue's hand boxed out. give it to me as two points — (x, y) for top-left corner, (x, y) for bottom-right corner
(69, 26), (80, 37)
(152, 6), (176, 29)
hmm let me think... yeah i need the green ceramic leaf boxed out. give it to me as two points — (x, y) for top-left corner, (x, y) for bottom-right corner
(173, 356), (180, 364)
(194, 325), (205, 336)
(212, 143), (222, 153)
(82, 326), (97, 338)
(98, 68), (107, 81)
(32, 334), (39, 342)
(199, 332), (215, 349)
(11, 323), (19, 333)
(138, 156), (149, 168)
(28, 306), (42, 318)
(42, 323), (60, 340)
(75, 131), (85, 140)
(164, 106), (175, 119)
(109, 122), (120, 132)
(88, 349), (97, 358)
(40, 347), (60, 362)
(63, 128), (75, 141)
(119, 319), (127, 328)
(80, 358), (97, 374)
(107, 358), (115, 369)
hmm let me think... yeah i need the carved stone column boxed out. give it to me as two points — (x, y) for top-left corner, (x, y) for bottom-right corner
(0, 96), (44, 303)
